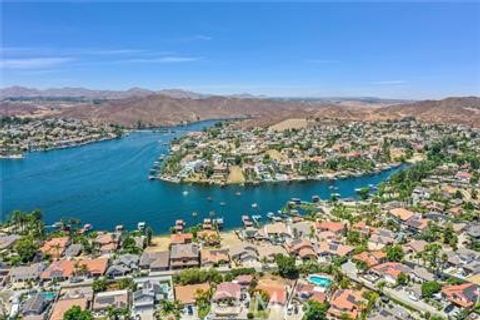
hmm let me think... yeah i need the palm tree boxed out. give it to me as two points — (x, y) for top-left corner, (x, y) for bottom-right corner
(156, 300), (182, 320)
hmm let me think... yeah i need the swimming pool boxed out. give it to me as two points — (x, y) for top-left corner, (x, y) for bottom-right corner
(41, 292), (56, 301)
(307, 274), (332, 288)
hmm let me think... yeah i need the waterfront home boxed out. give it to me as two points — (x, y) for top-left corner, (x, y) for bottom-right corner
(169, 243), (200, 269)
(9, 263), (46, 284)
(200, 249), (230, 268)
(92, 290), (129, 315)
(369, 262), (413, 285)
(139, 251), (170, 272)
(197, 230), (221, 246)
(327, 289), (365, 320)
(170, 233), (193, 245)
(441, 283), (479, 309)
(94, 232), (119, 254)
(40, 236), (70, 259)
(263, 222), (291, 243)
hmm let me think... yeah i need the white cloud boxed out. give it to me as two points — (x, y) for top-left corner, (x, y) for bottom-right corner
(371, 80), (407, 85)
(0, 57), (74, 69)
(193, 35), (212, 41)
(118, 56), (202, 64)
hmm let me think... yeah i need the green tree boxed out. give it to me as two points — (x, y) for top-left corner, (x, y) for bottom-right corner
(92, 278), (107, 292)
(275, 254), (299, 279)
(14, 236), (38, 263)
(385, 245), (404, 262)
(396, 272), (408, 286)
(303, 301), (329, 320)
(421, 281), (442, 298)
(157, 300), (182, 320)
(63, 306), (93, 320)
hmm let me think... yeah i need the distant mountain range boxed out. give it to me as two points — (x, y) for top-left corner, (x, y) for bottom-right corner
(0, 86), (478, 128)
(0, 86), (408, 104)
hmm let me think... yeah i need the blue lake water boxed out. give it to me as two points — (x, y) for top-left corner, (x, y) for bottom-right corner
(1, 120), (404, 233)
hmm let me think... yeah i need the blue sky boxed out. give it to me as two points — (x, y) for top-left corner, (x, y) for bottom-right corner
(2, 2), (479, 98)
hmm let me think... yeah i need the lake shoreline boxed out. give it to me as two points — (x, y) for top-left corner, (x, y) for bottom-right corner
(2, 120), (408, 233)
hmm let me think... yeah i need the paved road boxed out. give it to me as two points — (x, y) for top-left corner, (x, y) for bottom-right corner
(343, 269), (447, 319)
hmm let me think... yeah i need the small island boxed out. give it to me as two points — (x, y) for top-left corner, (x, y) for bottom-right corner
(154, 117), (454, 185)
(0, 116), (124, 158)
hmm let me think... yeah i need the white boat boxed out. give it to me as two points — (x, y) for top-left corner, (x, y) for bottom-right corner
(182, 190), (189, 196)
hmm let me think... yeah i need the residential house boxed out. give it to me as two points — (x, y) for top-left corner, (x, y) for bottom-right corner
(40, 237), (70, 259)
(263, 222), (291, 243)
(284, 239), (317, 260)
(94, 233), (119, 254)
(170, 244), (200, 269)
(200, 249), (230, 268)
(352, 251), (386, 268)
(317, 241), (353, 260)
(294, 280), (326, 303)
(212, 282), (243, 318)
(170, 233), (193, 245)
(327, 289), (365, 320)
(174, 283), (210, 314)
(41, 258), (108, 281)
(139, 251), (170, 272)
(442, 283), (479, 309)
(229, 244), (259, 266)
(9, 263), (45, 284)
(368, 228), (396, 251)
(403, 239), (428, 255)
(389, 208), (415, 224)
(256, 277), (287, 306)
(405, 215), (429, 233)
(316, 221), (346, 234)
(370, 262), (413, 285)
(49, 297), (89, 320)
(106, 254), (139, 277)
(0, 234), (20, 251)
(64, 244), (82, 258)
(21, 293), (49, 319)
(92, 290), (129, 315)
